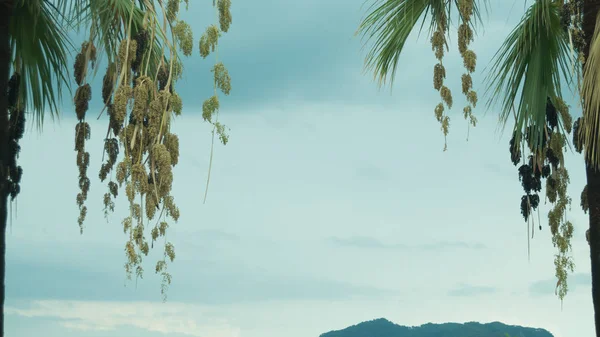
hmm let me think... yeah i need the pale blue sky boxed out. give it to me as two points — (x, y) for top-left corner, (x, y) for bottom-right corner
(5, 0), (595, 336)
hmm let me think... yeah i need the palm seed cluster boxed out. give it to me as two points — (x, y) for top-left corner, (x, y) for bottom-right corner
(457, 0), (478, 136)
(431, 7), (451, 151)
(69, 0), (232, 299)
(5, 73), (25, 202)
(509, 96), (574, 301)
(431, 0), (478, 151)
(73, 41), (97, 232)
(494, 0), (586, 303)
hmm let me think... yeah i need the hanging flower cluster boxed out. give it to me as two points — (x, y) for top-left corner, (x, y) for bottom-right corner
(70, 0), (232, 300)
(199, 0), (232, 202)
(457, 0), (478, 137)
(430, 0), (479, 151)
(73, 41), (97, 232)
(431, 8), (452, 151)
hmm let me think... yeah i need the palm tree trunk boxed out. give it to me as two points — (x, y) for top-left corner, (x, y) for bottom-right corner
(0, 1), (12, 337)
(587, 166), (600, 337)
(584, 1), (600, 337)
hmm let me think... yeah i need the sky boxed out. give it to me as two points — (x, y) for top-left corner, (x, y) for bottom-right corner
(4, 0), (596, 337)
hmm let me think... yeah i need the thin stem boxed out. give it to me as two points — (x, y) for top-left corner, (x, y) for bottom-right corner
(204, 1), (222, 203)
(203, 128), (215, 204)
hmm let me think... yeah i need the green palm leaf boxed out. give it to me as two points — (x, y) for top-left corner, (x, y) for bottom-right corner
(10, 0), (73, 127)
(356, 0), (431, 87)
(485, 0), (573, 153)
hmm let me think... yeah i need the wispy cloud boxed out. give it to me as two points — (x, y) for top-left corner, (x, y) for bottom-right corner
(354, 165), (389, 180)
(7, 300), (240, 337)
(328, 236), (486, 251)
(196, 229), (240, 241)
(447, 284), (497, 297)
(422, 241), (487, 251)
(529, 273), (591, 297)
(329, 236), (391, 249)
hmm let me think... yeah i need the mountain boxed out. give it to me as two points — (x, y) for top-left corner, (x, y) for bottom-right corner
(319, 318), (554, 337)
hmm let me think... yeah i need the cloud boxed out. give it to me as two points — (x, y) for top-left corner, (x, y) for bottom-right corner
(196, 229), (240, 241)
(355, 165), (389, 180)
(481, 161), (517, 181)
(422, 241), (487, 251)
(529, 273), (591, 297)
(7, 252), (392, 304)
(329, 236), (392, 249)
(447, 284), (497, 297)
(328, 236), (486, 251)
(6, 300), (240, 337)
(176, 229), (240, 252)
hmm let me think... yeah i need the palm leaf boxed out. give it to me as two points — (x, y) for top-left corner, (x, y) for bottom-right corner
(580, 11), (600, 169)
(484, 0), (573, 154)
(10, 0), (73, 128)
(356, 0), (488, 88)
(357, 0), (437, 87)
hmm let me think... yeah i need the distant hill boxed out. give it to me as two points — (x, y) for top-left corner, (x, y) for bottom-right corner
(319, 318), (554, 337)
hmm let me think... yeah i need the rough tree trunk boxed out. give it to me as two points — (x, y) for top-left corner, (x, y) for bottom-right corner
(0, 1), (12, 337)
(588, 166), (600, 337)
(584, 1), (600, 337)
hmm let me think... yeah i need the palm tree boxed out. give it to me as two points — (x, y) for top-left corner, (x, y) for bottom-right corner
(356, 0), (600, 335)
(0, 0), (232, 335)
(1, 1), (73, 335)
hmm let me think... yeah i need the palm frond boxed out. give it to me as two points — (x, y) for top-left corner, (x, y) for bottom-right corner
(10, 0), (73, 128)
(356, 0), (435, 87)
(580, 11), (600, 169)
(356, 0), (488, 89)
(484, 0), (573, 153)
